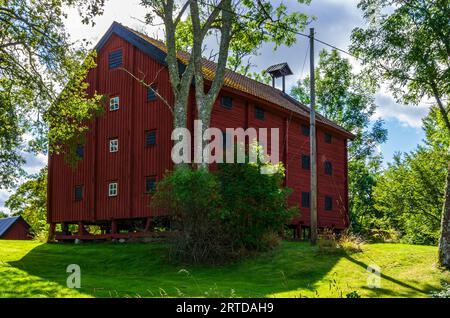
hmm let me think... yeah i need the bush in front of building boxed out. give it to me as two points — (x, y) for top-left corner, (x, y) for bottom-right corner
(217, 160), (297, 254)
(152, 167), (229, 264)
(152, 159), (297, 264)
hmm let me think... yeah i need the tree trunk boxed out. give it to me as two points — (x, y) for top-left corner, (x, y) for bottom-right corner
(173, 98), (188, 169)
(197, 105), (211, 170)
(438, 162), (450, 268)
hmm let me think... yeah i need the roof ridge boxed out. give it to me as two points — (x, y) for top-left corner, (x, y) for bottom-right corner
(110, 22), (354, 138)
(122, 26), (291, 90)
(0, 216), (19, 220)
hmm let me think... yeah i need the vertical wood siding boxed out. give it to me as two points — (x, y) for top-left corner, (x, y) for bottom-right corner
(1, 220), (30, 240)
(48, 34), (349, 229)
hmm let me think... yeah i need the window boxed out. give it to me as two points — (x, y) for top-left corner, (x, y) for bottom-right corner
(302, 125), (310, 136)
(301, 192), (310, 208)
(325, 196), (333, 211)
(221, 96), (233, 109)
(110, 97), (119, 111)
(109, 139), (118, 152)
(145, 177), (156, 193)
(74, 185), (83, 201)
(325, 161), (333, 176)
(147, 84), (157, 101)
(301, 154), (310, 170)
(108, 182), (118, 197)
(145, 130), (157, 146)
(108, 49), (122, 69)
(325, 133), (332, 144)
(255, 106), (265, 120)
(76, 145), (84, 159)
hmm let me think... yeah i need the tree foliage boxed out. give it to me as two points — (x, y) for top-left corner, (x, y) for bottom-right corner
(5, 167), (48, 238)
(373, 108), (450, 244)
(351, 0), (449, 133)
(350, 0), (450, 265)
(151, 158), (296, 264)
(0, 0), (105, 188)
(138, 0), (311, 167)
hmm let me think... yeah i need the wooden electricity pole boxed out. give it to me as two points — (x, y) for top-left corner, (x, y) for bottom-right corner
(309, 27), (318, 245)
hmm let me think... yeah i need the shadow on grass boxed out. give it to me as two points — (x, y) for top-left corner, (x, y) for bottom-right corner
(3, 241), (342, 298)
(343, 254), (440, 298)
(2, 241), (444, 298)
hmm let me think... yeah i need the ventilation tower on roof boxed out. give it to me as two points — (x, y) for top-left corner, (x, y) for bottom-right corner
(266, 62), (293, 93)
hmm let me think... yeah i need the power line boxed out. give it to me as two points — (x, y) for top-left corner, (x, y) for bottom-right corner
(300, 40), (309, 77)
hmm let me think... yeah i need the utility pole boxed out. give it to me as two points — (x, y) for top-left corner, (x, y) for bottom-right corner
(309, 27), (318, 245)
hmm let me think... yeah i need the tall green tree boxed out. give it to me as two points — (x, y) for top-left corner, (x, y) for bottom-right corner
(350, 0), (450, 267)
(134, 0), (311, 167)
(373, 107), (450, 245)
(0, 0), (105, 188)
(290, 49), (387, 234)
(5, 167), (48, 238)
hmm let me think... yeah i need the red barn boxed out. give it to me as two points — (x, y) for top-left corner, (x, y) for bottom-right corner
(0, 216), (32, 240)
(47, 22), (354, 240)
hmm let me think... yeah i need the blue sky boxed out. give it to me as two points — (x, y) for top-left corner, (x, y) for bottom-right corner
(0, 0), (429, 213)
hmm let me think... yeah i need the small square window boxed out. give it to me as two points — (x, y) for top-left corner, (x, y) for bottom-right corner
(221, 96), (233, 109)
(109, 139), (119, 152)
(108, 50), (122, 69)
(145, 177), (156, 193)
(74, 185), (83, 201)
(302, 125), (310, 136)
(110, 97), (119, 111)
(145, 130), (156, 146)
(325, 196), (333, 211)
(301, 192), (310, 208)
(301, 154), (310, 170)
(255, 106), (265, 120)
(325, 161), (333, 176)
(147, 85), (157, 101)
(325, 133), (332, 144)
(108, 182), (118, 197)
(76, 145), (84, 159)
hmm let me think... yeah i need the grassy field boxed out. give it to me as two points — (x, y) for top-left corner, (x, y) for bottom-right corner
(0, 240), (448, 298)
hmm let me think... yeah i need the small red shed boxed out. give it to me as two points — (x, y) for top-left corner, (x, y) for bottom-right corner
(0, 216), (32, 240)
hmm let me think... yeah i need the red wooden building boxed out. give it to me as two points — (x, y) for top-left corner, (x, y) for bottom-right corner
(47, 22), (354, 240)
(0, 216), (32, 240)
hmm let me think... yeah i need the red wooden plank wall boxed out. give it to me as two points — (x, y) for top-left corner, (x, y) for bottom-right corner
(1, 220), (30, 240)
(48, 34), (349, 229)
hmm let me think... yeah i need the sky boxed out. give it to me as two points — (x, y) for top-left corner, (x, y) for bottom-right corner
(0, 0), (429, 214)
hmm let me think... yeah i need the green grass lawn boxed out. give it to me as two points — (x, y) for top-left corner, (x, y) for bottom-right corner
(0, 240), (448, 298)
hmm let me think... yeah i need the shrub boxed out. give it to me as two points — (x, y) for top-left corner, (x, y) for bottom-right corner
(346, 291), (362, 298)
(152, 158), (298, 264)
(317, 229), (341, 255)
(338, 231), (364, 253)
(318, 230), (364, 255)
(430, 282), (450, 298)
(217, 160), (298, 252)
(151, 167), (229, 264)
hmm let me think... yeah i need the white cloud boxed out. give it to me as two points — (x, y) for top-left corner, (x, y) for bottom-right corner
(64, 0), (163, 45)
(0, 189), (12, 215)
(374, 92), (430, 128)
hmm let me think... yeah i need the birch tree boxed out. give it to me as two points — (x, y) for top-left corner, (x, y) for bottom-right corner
(139, 0), (311, 167)
(350, 0), (450, 267)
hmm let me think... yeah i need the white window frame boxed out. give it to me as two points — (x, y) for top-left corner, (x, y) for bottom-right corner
(108, 182), (118, 197)
(109, 138), (119, 152)
(109, 96), (120, 111)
